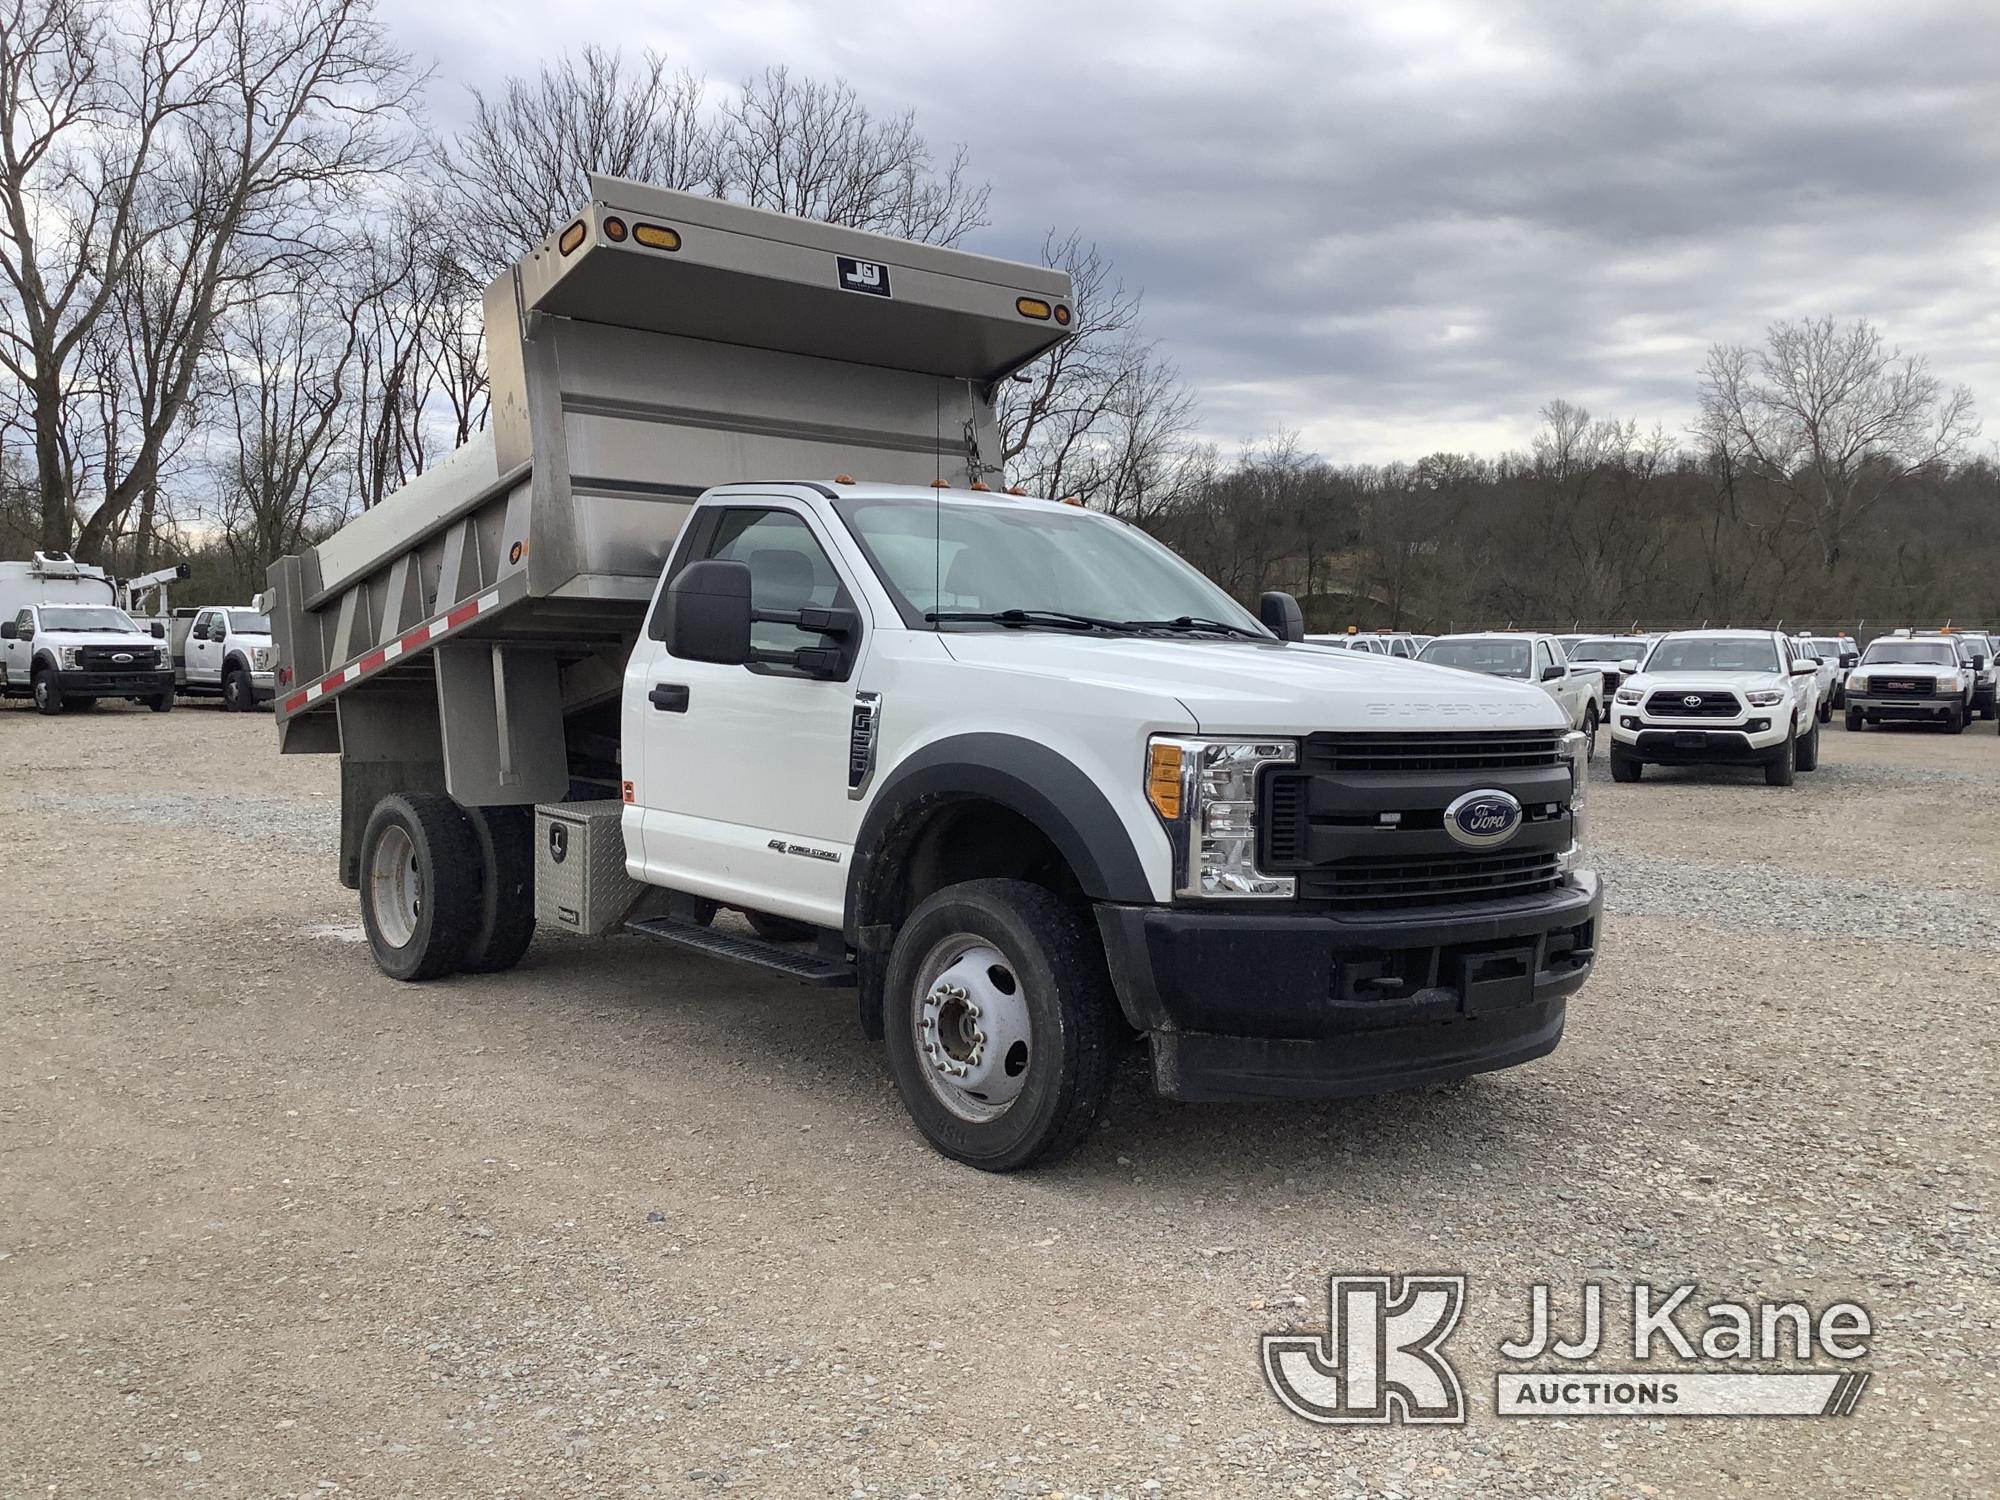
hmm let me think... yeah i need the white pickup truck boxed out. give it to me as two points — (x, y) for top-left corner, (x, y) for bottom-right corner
(174, 605), (277, 710)
(267, 180), (1601, 1171)
(1609, 629), (1822, 784)
(1417, 632), (1603, 751)
(1, 599), (175, 714)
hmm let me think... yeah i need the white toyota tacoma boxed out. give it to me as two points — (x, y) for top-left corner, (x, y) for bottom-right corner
(1609, 629), (1821, 785)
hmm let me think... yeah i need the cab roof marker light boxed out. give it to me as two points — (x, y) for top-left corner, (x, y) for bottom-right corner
(557, 220), (587, 255)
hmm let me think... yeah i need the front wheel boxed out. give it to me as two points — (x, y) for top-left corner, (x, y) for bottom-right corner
(223, 667), (252, 712)
(1581, 704), (1599, 759)
(1796, 719), (1820, 771)
(148, 691), (172, 713)
(1609, 749), (1641, 783)
(1818, 696), (1831, 724)
(1845, 707), (1862, 732)
(882, 879), (1119, 1172)
(359, 792), (482, 981)
(1765, 729), (1796, 787)
(1946, 706), (1966, 734)
(32, 667), (63, 715)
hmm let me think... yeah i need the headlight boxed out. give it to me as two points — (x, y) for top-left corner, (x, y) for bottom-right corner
(1939, 676), (1959, 693)
(1146, 737), (1297, 899)
(253, 647), (274, 669)
(1614, 684), (1643, 704)
(1745, 689), (1786, 707)
(59, 646), (80, 670)
(156, 646), (170, 668)
(1559, 729), (1589, 875)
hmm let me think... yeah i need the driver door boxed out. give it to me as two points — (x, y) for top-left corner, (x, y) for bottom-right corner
(186, 610), (218, 685)
(2, 608), (31, 685)
(629, 503), (871, 928)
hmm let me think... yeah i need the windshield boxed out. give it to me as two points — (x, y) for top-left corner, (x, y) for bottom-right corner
(1418, 638), (1532, 679)
(1862, 641), (1955, 667)
(833, 497), (1266, 635)
(227, 611), (270, 634)
(1644, 636), (1780, 674)
(1570, 638), (1640, 661)
(40, 606), (142, 633)
(1807, 638), (1846, 655)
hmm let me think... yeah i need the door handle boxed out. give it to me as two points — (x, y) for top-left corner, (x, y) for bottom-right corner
(649, 683), (690, 713)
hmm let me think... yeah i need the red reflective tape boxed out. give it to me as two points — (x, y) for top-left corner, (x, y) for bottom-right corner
(446, 601), (481, 628)
(401, 626), (429, 651)
(283, 692), (309, 714)
(357, 649), (387, 674)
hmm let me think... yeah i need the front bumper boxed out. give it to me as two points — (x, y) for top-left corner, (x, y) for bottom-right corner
(56, 667), (175, 696)
(250, 669), (276, 703)
(1095, 875), (1600, 1102)
(1848, 692), (1960, 722)
(1611, 715), (1786, 763)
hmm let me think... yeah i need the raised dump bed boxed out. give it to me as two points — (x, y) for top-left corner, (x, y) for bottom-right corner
(267, 177), (1072, 881)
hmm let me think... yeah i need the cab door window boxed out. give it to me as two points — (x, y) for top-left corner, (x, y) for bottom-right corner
(700, 507), (856, 676)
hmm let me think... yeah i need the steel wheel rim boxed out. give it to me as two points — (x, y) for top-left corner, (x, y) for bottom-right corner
(368, 825), (421, 949)
(34, 676), (49, 708)
(911, 933), (1035, 1124)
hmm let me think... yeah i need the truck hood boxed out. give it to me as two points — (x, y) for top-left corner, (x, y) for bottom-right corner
(35, 630), (161, 650)
(938, 633), (1566, 732)
(1623, 670), (1792, 695)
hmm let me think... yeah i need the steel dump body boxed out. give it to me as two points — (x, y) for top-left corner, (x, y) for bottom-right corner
(269, 178), (1071, 857)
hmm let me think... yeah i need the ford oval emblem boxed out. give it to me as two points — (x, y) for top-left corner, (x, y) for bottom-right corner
(112, 652), (132, 663)
(1444, 788), (1523, 849)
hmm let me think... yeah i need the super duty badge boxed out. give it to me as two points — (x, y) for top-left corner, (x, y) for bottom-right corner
(837, 256), (892, 297)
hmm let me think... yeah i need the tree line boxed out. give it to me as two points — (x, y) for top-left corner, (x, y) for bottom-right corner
(0, 1), (1985, 634)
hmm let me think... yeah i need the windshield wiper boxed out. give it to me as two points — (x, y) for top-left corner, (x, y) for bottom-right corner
(926, 609), (1137, 633)
(1122, 615), (1267, 640)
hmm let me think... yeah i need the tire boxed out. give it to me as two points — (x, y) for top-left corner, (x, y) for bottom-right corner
(745, 910), (816, 943)
(358, 792), (482, 981)
(1609, 749), (1641, 783)
(31, 667), (63, 714)
(1845, 707), (1862, 732)
(458, 804), (536, 974)
(223, 667), (253, 712)
(881, 878), (1119, 1172)
(1796, 719), (1820, 772)
(148, 691), (172, 713)
(1581, 704), (1599, 759)
(1765, 729), (1796, 787)
(1818, 695), (1831, 724)
(1946, 707), (1965, 735)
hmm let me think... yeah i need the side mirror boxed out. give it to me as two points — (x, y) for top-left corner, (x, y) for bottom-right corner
(1973, 655), (1988, 671)
(1541, 663), (1564, 681)
(0, 622), (15, 640)
(1258, 591), (1305, 643)
(153, 621), (167, 639)
(1618, 659), (1640, 674)
(661, 559), (753, 665)
(1789, 659), (1816, 676)
(1839, 653), (1858, 669)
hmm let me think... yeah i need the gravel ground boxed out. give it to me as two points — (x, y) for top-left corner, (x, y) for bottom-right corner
(1, 699), (1994, 1498)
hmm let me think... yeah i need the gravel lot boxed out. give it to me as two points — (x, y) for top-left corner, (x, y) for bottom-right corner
(2, 700), (1994, 1499)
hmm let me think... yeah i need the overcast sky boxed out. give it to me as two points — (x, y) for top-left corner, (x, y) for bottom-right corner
(388, 0), (2000, 464)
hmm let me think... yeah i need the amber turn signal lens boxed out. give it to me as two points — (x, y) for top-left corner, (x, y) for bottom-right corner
(558, 220), (587, 255)
(634, 222), (681, 251)
(1015, 297), (1053, 320)
(1147, 744), (1184, 821)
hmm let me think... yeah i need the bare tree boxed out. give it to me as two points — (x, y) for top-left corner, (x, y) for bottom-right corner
(1698, 316), (1979, 570)
(440, 47), (712, 281)
(212, 260), (359, 570)
(717, 67), (987, 246)
(0, 0), (421, 562)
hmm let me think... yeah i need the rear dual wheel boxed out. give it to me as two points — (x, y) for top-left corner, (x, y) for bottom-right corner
(360, 794), (535, 981)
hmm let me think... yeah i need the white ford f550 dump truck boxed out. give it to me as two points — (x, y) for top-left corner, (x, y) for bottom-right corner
(268, 179), (1600, 1170)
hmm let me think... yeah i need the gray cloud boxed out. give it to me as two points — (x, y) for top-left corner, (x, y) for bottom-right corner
(394, 0), (2000, 461)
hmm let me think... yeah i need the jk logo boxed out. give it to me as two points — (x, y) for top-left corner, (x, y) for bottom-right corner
(1262, 1274), (1467, 1425)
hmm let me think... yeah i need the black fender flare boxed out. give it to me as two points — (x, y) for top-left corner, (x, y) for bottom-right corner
(844, 734), (1156, 1037)
(223, 651), (250, 677)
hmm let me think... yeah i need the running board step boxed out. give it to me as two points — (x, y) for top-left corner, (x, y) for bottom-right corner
(624, 916), (856, 987)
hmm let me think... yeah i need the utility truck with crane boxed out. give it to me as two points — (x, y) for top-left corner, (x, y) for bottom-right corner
(267, 180), (1601, 1170)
